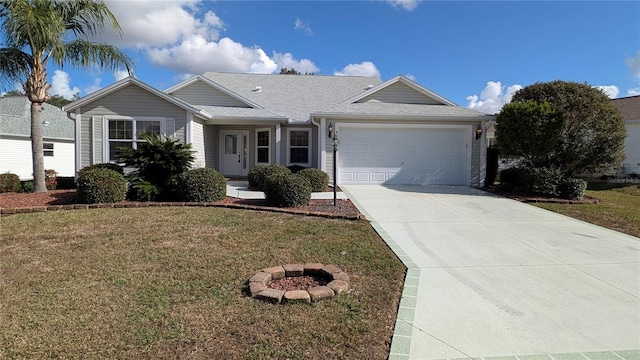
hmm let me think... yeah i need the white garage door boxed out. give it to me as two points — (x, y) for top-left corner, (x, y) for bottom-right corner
(338, 127), (469, 185)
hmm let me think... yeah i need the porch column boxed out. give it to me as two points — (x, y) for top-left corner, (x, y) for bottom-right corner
(275, 123), (281, 165)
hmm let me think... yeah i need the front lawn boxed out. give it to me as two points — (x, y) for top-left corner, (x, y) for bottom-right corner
(1, 208), (405, 359)
(533, 182), (640, 238)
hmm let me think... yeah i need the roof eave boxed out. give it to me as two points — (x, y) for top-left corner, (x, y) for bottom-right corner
(312, 112), (494, 121)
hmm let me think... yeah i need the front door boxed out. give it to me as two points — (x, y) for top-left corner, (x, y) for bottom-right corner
(220, 130), (249, 176)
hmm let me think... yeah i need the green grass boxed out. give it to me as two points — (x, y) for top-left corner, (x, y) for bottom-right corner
(533, 182), (640, 238)
(0, 208), (405, 359)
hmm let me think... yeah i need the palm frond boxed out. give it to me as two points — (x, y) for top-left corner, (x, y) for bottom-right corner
(54, 0), (123, 37)
(57, 39), (133, 74)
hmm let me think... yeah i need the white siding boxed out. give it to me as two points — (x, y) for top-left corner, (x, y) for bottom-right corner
(170, 81), (250, 107)
(191, 119), (206, 168)
(0, 137), (75, 179)
(357, 82), (443, 105)
(624, 122), (640, 174)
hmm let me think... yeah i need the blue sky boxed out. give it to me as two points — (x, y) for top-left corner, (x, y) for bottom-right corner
(11, 1), (640, 114)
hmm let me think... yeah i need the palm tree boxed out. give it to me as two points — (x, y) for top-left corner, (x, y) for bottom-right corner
(1, 0), (133, 192)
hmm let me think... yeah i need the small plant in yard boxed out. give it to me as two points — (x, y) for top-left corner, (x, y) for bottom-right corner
(0, 173), (21, 193)
(117, 134), (195, 201)
(179, 168), (227, 202)
(77, 168), (127, 204)
(45, 169), (57, 190)
(297, 168), (329, 192)
(264, 173), (311, 207)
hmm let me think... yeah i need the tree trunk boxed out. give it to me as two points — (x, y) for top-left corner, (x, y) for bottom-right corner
(30, 102), (47, 192)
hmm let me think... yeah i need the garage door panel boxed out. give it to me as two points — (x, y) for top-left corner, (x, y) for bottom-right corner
(338, 127), (468, 185)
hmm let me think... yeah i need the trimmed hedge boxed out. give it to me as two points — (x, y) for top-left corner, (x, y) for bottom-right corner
(0, 173), (21, 193)
(77, 168), (127, 204)
(298, 168), (329, 192)
(248, 164), (291, 190)
(78, 163), (124, 177)
(263, 173), (311, 207)
(179, 168), (227, 202)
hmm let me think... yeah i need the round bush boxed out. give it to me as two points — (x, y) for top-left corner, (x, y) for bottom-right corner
(179, 168), (227, 202)
(77, 163), (124, 177)
(298, 168), (329, 192)
(558, 177), (587, 200)
(263, 173), (311, 207)
(77, 168), (127, 204)
(0, 173), (21, 193)
(248, 164), (291, 190)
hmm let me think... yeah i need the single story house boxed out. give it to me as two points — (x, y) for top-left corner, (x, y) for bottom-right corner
(64, 72), (492, 186)
(611, 95), (640, 175)
(0, 96), (75, 179)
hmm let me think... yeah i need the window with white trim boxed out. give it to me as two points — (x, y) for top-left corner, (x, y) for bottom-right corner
(43, 143), (54, 157)
(287, 128), (311, 166)
(107, 118), (162, 161)
(256, 128), (271, 164)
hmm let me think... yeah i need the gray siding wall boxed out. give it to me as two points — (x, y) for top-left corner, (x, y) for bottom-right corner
(191, 118), (206, 168)
(171, 81), (249, 107)
(203, 125), (217, 169)
(357, 82), (442, 105)
(78, 84), (189, 167)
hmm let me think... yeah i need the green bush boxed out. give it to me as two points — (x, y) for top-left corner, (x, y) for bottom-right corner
(499, 167), (525, 186)
(527, 167), (563, 196)
(263, 173), (311, 207)
(77, 168), (127, 204)
(21, 180), (34, 193)
(287, 164), (306, 173)
(77, 163), (124, 177)
(179, 168), (227, 202)
(298, 168), (329, 192)
(0, 173), (21, 193)
(248, 164), (291, 190)
(558, 178), (587, 200)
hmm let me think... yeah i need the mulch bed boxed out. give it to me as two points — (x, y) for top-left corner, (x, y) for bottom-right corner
(267, 275), (330, 292)
(0, 190), (362, 219)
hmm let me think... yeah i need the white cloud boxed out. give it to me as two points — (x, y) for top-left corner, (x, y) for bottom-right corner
(334, 61), (380, 77)
(386, 0), (420, 11)
(294, 18), (313, 36)
(113, 70), (130, 81)
(466, 81), (522, 114)
(596, 85), (620, 98)
(627, 88), (640, 96)
(404, 74), (417, 81)
(626, 50), (640, 81)
(272, 52), (319, 74)
(50, 70), (81, 100)
(83, 77), (102, 95)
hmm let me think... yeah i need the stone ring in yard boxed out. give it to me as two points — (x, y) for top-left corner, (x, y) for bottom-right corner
(248, 263), (350, 304)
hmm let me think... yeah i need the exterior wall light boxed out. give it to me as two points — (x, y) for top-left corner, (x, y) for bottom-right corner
(327, 122), (334, 138)
(475, 124), (483, 140)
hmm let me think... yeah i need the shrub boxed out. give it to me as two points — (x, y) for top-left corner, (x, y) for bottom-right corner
(527, 167), (563, 196)
(298, 168), (329, 192)
(21, 180), (34, 193)
(179, 168), (227, 202)
(558, 178), (587, 200)
(77, 163), (124, 177)
(45, 169), (57, 190)
(248, 164), (291, 190)
(263, 173), (311, 207)
(77, 168), (127, 204)
(0, 173), (21, 193)
(127, 177), (160, 202)
(287, 164), (306, 173)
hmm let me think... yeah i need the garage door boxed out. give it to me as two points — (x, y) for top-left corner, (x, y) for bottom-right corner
(338, 127), (469, 185)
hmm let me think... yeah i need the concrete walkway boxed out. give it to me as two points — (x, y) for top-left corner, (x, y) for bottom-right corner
(341, 185), (640, 360)
(226, 181), (348, 200)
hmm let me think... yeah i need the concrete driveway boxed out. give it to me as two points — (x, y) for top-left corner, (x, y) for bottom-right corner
(341, 185), (640, 360)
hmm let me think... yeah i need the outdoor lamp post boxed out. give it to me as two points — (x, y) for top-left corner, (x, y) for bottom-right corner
(328, 123), (338, 206)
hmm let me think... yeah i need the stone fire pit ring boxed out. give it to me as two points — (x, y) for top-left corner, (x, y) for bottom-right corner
(248, 263), (350, 304)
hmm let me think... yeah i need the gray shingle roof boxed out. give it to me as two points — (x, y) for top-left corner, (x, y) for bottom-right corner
(0, 96), (74, 140)
(201, 72), (382, 122)
(315, 102), (491, 119)
(611, 95), (640, 121)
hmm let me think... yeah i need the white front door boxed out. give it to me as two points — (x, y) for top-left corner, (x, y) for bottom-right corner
(220, 130), (249, 176)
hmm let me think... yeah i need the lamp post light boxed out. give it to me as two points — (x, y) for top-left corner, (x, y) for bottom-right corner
(328, 123), (338, 206)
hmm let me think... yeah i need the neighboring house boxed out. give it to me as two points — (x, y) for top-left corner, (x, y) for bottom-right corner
(64, 73), (492, 186)
(0, 96), (75, 180)
(611, 95), (640, 175)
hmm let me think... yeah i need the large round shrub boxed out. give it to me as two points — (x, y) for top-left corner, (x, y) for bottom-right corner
(248, 164), (291, 190)
(77, 163), (124, 177)
(263, 173), (311, 207)
(179, 168), (227, 202)
(0, 173), (21, 193)
(77, 168), (127, 204)
(298, 168), (329, 192)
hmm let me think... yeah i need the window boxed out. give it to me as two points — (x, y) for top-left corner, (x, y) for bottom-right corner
(43, 143), (54, 157)
(107, 118), (162, 161)
(256, 129), (270, 164)
(287, 128), (311, 166)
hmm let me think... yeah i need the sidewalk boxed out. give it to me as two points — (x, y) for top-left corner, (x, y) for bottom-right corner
(226, 180), (348, 200)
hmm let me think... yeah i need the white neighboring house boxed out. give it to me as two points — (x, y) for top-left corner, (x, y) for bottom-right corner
(0, 96), (75, 180)
(611, 95), (640, 175)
